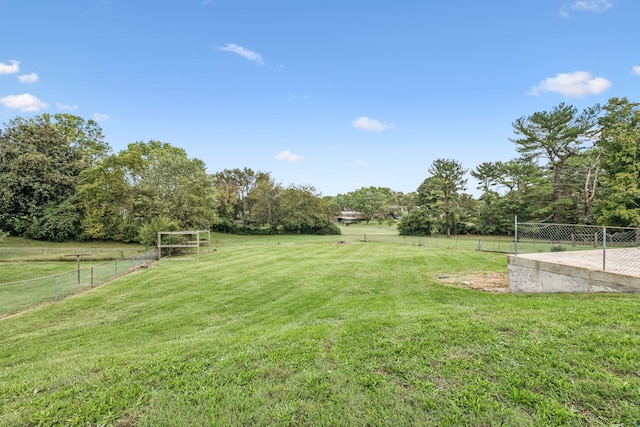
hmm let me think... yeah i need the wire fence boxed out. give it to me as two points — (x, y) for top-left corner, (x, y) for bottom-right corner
(477, 220), (640, 276)
(0, 246), (145, 262)
(0, 249), (157, 317)
(345, 233), (482, 250)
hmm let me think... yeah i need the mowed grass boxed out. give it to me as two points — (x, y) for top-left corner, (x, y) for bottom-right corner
(1, 236), (640, 426)
(0, 261), (82, 284)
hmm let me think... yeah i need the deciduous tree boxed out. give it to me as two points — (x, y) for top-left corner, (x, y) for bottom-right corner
(0, 114), (108, 239)
(594, 97), (640, 226)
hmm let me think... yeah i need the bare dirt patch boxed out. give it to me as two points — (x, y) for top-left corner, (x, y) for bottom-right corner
(436, 272), (509, 293)
(335, 240), (355, 245)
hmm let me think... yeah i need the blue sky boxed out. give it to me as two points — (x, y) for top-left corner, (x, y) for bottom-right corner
(1, 0), (639, 196)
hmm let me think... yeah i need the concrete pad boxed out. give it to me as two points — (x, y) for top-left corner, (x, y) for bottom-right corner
(508, 248), (640, 293)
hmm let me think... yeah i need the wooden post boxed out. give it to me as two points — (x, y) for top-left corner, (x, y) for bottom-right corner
(64, 253), (91, 284)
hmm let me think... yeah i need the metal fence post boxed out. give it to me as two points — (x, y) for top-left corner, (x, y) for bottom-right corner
(602, 226), (607, 271)
(514, 215), (518, 256)
(115, 259), (118, 277)
(55, 276), (58, 301)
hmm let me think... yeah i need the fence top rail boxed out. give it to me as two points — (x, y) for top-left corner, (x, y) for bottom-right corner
(0, 247), (146, 250)
(158, 230), (210, 235)
(0, 269), (77, 287)
(518, 222), (640, 231)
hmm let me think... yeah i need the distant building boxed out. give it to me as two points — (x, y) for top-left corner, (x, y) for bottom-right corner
(335, 210), (362, 224)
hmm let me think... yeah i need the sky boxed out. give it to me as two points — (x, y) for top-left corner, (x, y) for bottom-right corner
(1, 0), (639, 197)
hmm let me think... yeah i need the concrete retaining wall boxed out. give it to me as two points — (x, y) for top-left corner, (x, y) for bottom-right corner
(508, 254), (640, 293)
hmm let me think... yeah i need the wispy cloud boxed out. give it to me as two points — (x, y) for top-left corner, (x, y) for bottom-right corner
(632, 66), (640, 76)
(560, 0), (612, 17)
(355, 159), (369, 166)
(571, 0), (612, 12)
(57, 102), (78, 111)
(352, 116), (394, 132)
(217, 43), (264, 65)
(92, 113), (110, 122)
(275, 150), (303, 163)
(528, 71), (611, 98)
(18, 73), (38, 83)
(0, 93), (48, 112)
(201, 0), (212, 5)
(0, 60), (20, 75)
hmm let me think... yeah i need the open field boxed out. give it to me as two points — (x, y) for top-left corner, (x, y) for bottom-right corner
(2, 232), (640, 426)
(0, 237), (146, 263)
(0, 240), (147, 293)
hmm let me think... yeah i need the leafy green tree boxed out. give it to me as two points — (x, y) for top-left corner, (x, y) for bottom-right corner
(46, 113), (110, 167)
(340, 187), (390, 224)
(273, 185), (341, 234)
(78, 153), (136, 240)
(560, 147), (602, 224)
(594, 97), (640, 226)
(137, 150), (218, 230)
(0, 114), (108, 239)
(397, 209), (433, 236)
(212, 167), (265, 226)
(417, 158), (467, 236)
(26, 197), (82, 242)
(511, 102), (600, 223)
(385, 191), (416, 218)
(248, 173), (281, 227)
(475, 193), (521, 235)
(79, 140), (218, 240)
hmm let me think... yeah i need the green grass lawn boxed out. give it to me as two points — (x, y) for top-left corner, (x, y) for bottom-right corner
(0, 261), (82, 284)
(1, 235), (640, 426)
(0, 237), (146, 263)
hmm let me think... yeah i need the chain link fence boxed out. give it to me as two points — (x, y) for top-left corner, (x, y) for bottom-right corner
(477, 220), (640, 277)
(0, 249), (157, 317)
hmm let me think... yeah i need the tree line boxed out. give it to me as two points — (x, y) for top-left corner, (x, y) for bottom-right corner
(0, 97), (638, 242)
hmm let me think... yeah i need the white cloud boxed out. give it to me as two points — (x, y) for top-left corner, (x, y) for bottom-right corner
(529, 71), (611, 98)
(92, 113), (110, 122)
(355, 159), (369, 166)
(274, 150), (303, 163)
(561, 0), (612, 17)
(632, 66), (640, 76)
(18, 73), (38, 83)
(571, 0), (612, 12)
(0, 60), (20, 75)
(352, 116), (394, 132)
(217, 43), (264, 65)
(0, 93), (48, 112)
(56, 102), (78, 111)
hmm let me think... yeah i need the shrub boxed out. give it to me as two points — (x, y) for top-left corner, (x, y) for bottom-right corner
(137, 217), (181, 248)
(397, 209), (433, 236)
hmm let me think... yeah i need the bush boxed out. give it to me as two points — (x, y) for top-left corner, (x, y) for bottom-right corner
(397, 209), (433, 236)
(137, 217), (181, 248)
